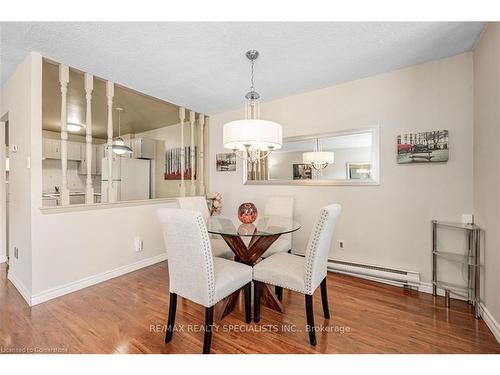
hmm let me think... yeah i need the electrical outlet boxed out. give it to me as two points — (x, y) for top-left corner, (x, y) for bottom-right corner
(134, 237), (143, 252)
(338, 240), (345, 250)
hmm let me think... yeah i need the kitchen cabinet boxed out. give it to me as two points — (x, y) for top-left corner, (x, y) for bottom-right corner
(42, 138), (60, 159)
(96, 144), (105, 175)
(70, 194), (85, 205)
(130, 138), (155, 159)
(42, 139), (81, 161)
(67, 141), (81, 161)
(42, 196), (59, 207)
(79, 144), (98, 175)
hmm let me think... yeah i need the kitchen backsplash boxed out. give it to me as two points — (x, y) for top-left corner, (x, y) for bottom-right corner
(43, 159), (101, 193)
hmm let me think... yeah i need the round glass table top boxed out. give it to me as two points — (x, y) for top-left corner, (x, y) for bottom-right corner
(206, 215), (301, 237)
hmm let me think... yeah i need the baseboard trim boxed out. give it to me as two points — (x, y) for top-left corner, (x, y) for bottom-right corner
(31, 252), (168, 306)
(328, 260), (420, 288)
(480, 303), (500, 344)
(7, 271), (32, 306)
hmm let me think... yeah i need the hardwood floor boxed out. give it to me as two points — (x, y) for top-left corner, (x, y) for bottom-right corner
(0, 261), (499, 354)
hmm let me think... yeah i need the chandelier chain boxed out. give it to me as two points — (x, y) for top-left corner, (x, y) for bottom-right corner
(250, 58), (255, 91)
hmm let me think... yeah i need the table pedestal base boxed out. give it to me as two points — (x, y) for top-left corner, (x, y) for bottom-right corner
(217, 233), (284, 320)
(218, 283), (283, 320)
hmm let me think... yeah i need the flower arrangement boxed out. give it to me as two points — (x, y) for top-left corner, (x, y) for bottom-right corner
(207, 192), (222, 216)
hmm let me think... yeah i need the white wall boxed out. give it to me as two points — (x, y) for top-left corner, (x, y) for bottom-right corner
(0, 121), (6, 263)
(31, 202), (174, 299)
(473, 23), (500, 337)
(0, 52), (42, 294)
(209, 53), (474, 286)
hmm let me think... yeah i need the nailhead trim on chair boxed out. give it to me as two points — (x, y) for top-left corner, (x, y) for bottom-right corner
(252, 276), (309, 294)
(196, 214), (216, 306)
(304, 208), (329, 294)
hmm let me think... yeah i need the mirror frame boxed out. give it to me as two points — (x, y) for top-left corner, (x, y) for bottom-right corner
(243, 125), (380, 186)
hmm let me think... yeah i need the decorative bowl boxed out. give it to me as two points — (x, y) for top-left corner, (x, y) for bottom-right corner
(238, 202), (258, 224)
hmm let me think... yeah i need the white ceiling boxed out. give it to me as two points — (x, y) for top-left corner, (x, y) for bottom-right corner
(1, 22), (484, 114)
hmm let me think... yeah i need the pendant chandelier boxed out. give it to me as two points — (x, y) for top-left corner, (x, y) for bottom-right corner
(302, 138), (334, 175)
(223, 50), (282, 163)
(112, 107), (133, 155)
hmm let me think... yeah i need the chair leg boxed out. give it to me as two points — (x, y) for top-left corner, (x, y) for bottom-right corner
(305, 294), (317, 346)
(244, 282), (252, 323)
(254, 281), (261, 323)
(320, 277), (330, 319)
(275, 286), (283, 301)
(203, 306), (214, 354)
(165, 293), (177, 343)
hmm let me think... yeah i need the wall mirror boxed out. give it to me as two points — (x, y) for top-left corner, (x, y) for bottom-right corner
(244, 126), (380, 186)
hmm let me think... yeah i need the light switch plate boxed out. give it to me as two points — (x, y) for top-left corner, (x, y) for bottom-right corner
(462, 214), (474, 225)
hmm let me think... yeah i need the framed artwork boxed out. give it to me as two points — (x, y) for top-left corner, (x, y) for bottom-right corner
(292, 164), (312, 180)
(164, 146), (197, 180)
(216, 153), (236, 172)
(346, 162), (372, 180)
(397, 130), (449, 164)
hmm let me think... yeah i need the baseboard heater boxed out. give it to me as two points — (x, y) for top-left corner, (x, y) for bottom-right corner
(327, 259), (421, 289)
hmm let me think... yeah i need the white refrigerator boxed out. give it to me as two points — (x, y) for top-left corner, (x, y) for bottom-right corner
(101, 157), (151, 202)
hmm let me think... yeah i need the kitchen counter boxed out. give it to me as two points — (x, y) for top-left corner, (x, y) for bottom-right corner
(42, 191), (102, 206)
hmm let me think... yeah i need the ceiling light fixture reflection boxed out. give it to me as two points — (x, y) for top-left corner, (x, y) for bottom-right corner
(67, 123), (85, 133)
(302, 139), (334, 177)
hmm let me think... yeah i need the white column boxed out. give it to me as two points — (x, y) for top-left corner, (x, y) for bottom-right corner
(106, 81), (116, 203)
(59, 64), (70, 206)
(179, 107), (186, 197)
(189, 110), (196, 196)
(198, 114), (206, 196)
(84, 73), (94, 204)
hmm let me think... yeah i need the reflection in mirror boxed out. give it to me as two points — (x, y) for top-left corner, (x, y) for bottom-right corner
(246, 128), (378, 185)
(41, 58), (202, 207)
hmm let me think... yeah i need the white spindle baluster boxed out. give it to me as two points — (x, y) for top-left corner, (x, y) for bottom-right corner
(84, 73), (94, 204)
(198, 114), (205, 196)
(179, 107), (186, 197)
(106, 81), (115, 203)
(59, 64), (70, 206)
(189, 111), (196, 196)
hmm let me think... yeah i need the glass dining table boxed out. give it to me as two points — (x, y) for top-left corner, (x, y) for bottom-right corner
(206, 215), (301, 319)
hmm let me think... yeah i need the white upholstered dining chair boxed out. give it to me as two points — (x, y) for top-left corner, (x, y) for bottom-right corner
(157, 208), (253, 354)
(176, 196), (233, 259)
(253, 203), (342, 346)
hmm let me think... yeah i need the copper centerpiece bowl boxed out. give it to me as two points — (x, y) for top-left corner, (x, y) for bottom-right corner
(238, 203), (258, 224)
